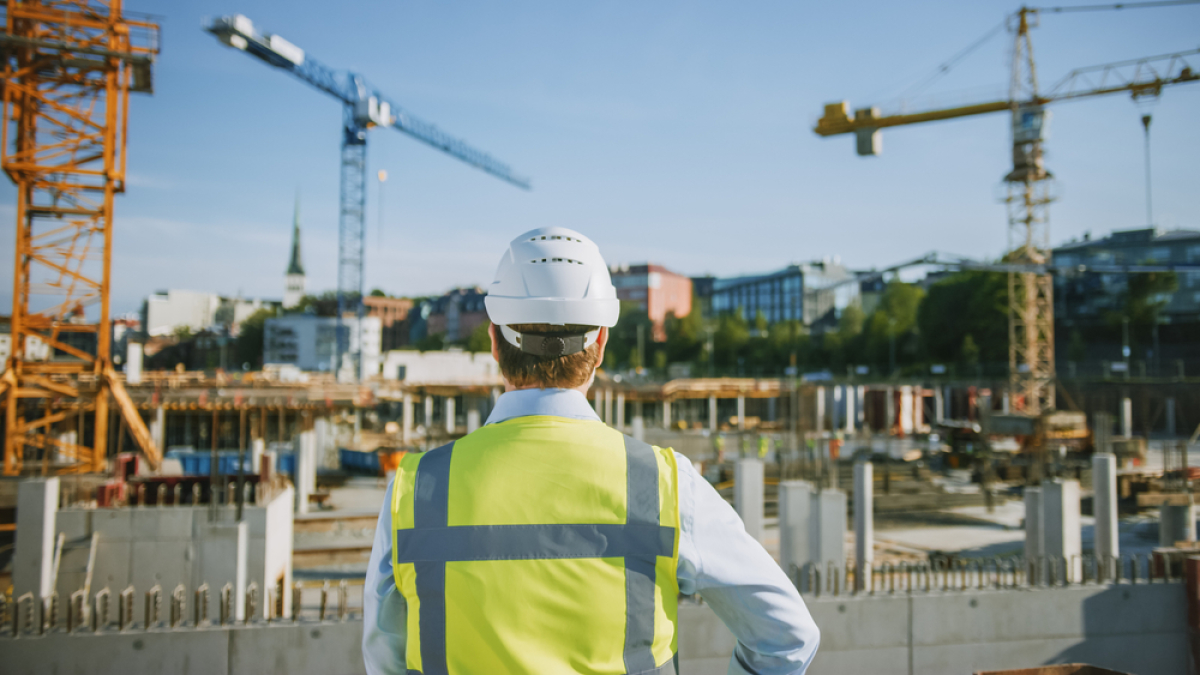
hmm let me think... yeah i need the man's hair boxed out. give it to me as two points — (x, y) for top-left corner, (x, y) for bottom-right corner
(495, 323), (601, 389)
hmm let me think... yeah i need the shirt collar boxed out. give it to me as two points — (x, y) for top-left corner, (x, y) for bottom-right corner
(484, 388), (601, 426)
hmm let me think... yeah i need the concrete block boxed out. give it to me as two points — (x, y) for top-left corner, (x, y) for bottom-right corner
(1023, 487), (1042, 559)
(13, 477), (59, 599)
(199, 521), (248, 620)
(853, 461), (874, 583)
(1160, 503), (1196, 546)
(813, 489), (847, 570)
(229, 622), (367, 675)
(132, 539), (193, 591)
(779, 481), (814, 576)
(734, 459), (764, 542)
(1092, 453), (1119, 561)
(91, 539), (134, 592)
(1042, 479), (1082, 581)
(131, 505), (195, 540)
(92, 508), (135, 542)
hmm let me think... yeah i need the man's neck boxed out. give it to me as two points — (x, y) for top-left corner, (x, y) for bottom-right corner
(504, 376), (594, 398)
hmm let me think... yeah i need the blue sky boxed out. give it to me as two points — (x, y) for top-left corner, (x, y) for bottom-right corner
(1, 0), (1197, 315)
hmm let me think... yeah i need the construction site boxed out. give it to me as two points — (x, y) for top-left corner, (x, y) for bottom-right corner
(1, 1), (1199, 674)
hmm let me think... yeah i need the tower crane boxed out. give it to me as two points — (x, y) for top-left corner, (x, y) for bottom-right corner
(2, 1), (161, 475)
(205, 15), (530, 379)
(814, 3), (1198, 415)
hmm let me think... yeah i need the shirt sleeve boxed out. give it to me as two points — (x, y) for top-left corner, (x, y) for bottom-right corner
(674, 453), (820, 675)
(363, 477), (408, 675)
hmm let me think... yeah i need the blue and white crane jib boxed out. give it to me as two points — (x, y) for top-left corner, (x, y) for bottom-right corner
(204, 14), (531, 189)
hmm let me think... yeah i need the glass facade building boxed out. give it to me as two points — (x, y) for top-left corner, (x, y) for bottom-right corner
(706, 260), (858, 331)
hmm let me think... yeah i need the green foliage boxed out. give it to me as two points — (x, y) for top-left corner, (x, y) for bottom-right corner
(918, 271), (1007, 367)
(369, 288), (388, 297)
(607, 301), (654, 369)
(287, 291), (347, 317)
(960, 334), (980, 370)
(464, 322), (492, 353)
(235, 307), (276, 369)
(1067, 329), (1087, 363)
(864, 280), (925, 371)
(1116, 270), (1178, 328)
(414, 332), (445, 352)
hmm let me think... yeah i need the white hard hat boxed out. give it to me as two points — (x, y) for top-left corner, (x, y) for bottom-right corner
(485, 227), (619, 355)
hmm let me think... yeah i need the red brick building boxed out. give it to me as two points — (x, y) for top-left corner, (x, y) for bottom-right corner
(610, 264), (692, 341)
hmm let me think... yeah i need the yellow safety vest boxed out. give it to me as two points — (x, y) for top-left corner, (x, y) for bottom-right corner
(392, 415), (681, 674)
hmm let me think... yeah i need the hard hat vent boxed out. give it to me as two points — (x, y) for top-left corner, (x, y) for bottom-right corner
(530, 257), (585, 265)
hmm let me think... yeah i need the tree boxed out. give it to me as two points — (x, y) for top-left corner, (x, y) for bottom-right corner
(369, 288), (388, 297)
(864, 280), (925, 371)
(960, 334), (980, 373)
(917, 271), (1007, 368)
(414, 332), (445, 352)
(235, 308), (276, 370)
(464, 322), (492, 353)
(713, 310), (750, 371)
(287, 291), (345, 317)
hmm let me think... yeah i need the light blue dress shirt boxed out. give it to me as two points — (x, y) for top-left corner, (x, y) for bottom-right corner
(363, 388), (820, 674)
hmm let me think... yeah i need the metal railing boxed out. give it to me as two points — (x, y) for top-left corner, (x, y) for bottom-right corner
(0, 578), (363, 637)
(788, 551), (1189, 597)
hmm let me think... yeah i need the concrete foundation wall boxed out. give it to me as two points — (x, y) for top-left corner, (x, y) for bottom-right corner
(0, 621), (365, 675)
(677, 583), (1187, 675)
(2, 583), (1184, 675)
(52, 489), (292, 612)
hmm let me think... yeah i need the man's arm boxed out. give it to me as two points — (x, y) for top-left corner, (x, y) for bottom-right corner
(363, 478), (407, 675)
(675, 454), (820, 674)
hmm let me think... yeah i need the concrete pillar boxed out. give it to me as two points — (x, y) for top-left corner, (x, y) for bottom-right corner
(662, 400), (671, 430)
(466, 402), (481, 434)
(125, 341), (143, 385)
(708, 396), (717, 432)
(1121, 397), (1133, 439)
(1166, 397), (1177, 437)
(885, 387), (895, 433)
(857, 386), (866, 428)
(779, 481), (814, 577)
(616, 392), (625, 430)
(736, 395), (745, 431)
(314, 417), (330, 467)
(200, 521), (247, 620)
(843, 385), (855, 433)
(424, 395), (434, 433)
(813, 489), (847, 573)
(402, 394), (414, 444)
(445, 396), (456, 435)
(632, 412), (644, 442)
(899, 386), (914, 435)
(734, 459), (764, 542)
(151, 406), (165, 452)
(1092, 453), (1119, 565)
(943, 386), (952, 421)
(252, 438), (265, 475)
(815, 386), (825, 435)
(1161, 503), (1197, 547)
(1043, 479), (1082, 582)
(913, 388), (924, 432)
(294, 431), (315, 515)
(1024, 487), (1043, 560)
(934, 387), (944, 424)
(604, 389), (613, 425)
(13, 478), (59, 599)
(854, 461), (874, 589)
(1001, 392), (1011, 414)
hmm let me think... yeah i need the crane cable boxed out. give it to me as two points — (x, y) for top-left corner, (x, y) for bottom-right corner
(896, 19), (1008, 105)
(893, 0), (1199, 106)
(1033, 0), (1200, 14)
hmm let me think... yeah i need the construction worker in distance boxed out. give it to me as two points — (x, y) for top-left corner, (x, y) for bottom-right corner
(713, 431), (726, 464)
(758, 433), (769, 460)
(363, 227), (819, 674)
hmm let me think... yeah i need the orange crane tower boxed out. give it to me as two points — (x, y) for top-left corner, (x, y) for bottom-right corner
(814, 4), (1198, 414)
(0, 0), (161, 474)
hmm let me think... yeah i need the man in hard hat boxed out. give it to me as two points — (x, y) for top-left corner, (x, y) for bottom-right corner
(363, 228), (819, 674)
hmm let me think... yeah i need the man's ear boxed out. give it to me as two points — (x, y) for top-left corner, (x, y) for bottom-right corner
(489, 323), (501, 364)
(594, 326), (608, 368)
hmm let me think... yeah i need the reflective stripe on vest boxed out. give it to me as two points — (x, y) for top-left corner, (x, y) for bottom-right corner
(392, 418), (679, 675)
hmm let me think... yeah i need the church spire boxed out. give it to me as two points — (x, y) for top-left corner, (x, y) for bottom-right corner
(287, 194), (304, 276)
